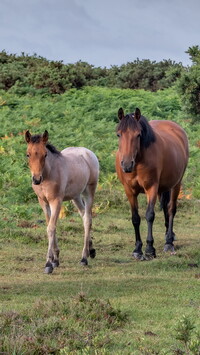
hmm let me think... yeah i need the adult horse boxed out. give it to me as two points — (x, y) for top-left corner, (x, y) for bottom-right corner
(25, 130), (99, 273)
(116, 108), (189, 260)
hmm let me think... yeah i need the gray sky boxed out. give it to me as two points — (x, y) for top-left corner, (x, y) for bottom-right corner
(1, 0), (199, 67)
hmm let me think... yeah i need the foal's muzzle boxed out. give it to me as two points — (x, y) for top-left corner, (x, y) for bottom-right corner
(32, 176), (43, 185)
(121, 160), (135, 173)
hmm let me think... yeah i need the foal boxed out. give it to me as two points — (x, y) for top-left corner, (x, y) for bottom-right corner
(25, 130), (99, 273)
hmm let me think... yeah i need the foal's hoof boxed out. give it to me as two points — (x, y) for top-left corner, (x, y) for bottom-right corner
(80, 258), (88, 266)
(164, 243), (175, 253)
(132, 252), (146, 261)
(90, 248), (96, 259)
(44, 262), (53, 274)
(52, 260), (59, 269)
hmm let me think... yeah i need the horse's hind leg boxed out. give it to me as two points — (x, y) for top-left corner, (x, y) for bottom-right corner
(159, 191), (171, 236)
(79, 183), (97, 266)
(164, 183), (181, 253)
(72, 196), (85, 217)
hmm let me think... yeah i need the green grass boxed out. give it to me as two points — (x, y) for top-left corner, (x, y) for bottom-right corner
(0, 191), (200, 354)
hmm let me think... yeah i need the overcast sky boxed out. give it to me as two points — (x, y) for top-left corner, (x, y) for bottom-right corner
(1, 0), (200, 67)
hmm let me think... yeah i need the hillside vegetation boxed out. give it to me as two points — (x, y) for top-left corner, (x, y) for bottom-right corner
(1, 86), (200, 213)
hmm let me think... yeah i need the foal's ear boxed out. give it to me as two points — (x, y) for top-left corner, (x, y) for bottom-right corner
(42, 130), (49, 144)
(118, 108), (124, 120)
(25, 130), (31, 143)
(134, 108), (141, 121)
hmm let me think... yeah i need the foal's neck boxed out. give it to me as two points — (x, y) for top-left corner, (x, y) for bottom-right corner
(44, 150), (59, 178)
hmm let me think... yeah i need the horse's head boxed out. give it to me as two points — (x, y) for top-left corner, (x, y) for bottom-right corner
(25, 130), (49, 185)
(117, 108), (142, 173)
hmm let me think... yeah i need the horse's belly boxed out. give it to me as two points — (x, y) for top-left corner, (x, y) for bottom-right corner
(62, 166), (91, 200)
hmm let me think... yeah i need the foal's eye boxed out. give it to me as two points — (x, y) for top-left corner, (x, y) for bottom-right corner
(26, 154), (30, 158)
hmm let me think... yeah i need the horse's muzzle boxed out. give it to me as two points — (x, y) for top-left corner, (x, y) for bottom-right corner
(121, 160), (135, 173)
(32, 176), (43, 185)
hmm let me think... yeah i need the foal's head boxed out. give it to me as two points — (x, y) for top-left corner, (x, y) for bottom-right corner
(25, 130), (48, 185)
(117, 108), (155, 173)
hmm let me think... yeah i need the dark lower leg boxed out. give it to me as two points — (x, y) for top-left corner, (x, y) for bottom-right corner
(145, 203), (156, 257)
(132, 208), (143, 257)
(164, 185), (180, 252)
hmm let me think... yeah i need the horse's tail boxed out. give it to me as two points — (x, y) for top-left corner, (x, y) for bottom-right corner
(159, 191), (170, 210)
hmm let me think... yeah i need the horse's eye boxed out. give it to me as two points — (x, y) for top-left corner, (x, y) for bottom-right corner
(117, 133), (121, 138)
(26, 154), (30, 158)
(45, 153), (47, 158)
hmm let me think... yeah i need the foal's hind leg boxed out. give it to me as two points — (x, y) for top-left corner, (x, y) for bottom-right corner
(164, 183), (181, 253)
(72, 196), (85, 218)
(79, 184), (97, 266)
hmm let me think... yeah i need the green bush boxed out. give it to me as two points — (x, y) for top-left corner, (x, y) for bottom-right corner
(177, 46), (200, 121)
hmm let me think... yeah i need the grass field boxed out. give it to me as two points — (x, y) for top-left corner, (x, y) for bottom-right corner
(0, 187), (200, 354)
(0, 86), (200, 354)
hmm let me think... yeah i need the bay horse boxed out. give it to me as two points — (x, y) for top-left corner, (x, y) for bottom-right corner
(25, 130), (99, 273)
(116, 108), (189, 260)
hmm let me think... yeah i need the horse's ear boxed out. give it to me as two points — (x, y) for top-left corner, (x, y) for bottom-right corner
(25, 130), (31, 143)
(135, 108), (141, 121)
(42, 130), (49, 144)
(118, 108), (124, 120)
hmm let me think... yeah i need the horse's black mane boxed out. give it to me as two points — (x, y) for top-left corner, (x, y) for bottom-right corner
(46, 143), (61, 155)
(30, 135), (61, 155)
(117, 113), (156, 148)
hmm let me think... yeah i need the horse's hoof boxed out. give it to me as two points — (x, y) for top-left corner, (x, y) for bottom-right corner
(164, 244), (175, 252)
(132, 252), (145, 261)
(80, 258), (88, 266)
(145, 253), (156, 260)
(90, 248), (96, 259)
(44, 262), (53, 274)
(52, 260), (59, 268)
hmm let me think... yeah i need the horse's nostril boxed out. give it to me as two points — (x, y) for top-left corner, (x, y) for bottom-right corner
(121, 160), (135, 173)
(32, 176), (42, 185)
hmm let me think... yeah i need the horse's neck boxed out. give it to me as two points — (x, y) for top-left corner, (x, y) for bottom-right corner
(44, 151), (58, 178)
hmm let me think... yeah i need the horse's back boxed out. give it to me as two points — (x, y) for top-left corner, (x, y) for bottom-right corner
(61, 147), (99, 183)
(150, 120), (189, 161)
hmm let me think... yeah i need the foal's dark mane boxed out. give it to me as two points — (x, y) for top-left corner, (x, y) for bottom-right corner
(117, 114), (156, 148)
(30, 134), (61, 155)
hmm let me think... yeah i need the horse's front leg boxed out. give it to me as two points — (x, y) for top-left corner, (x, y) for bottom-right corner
(145, 186), (158, 259)
(44, 199), (62, 274)
(38, 197), (51, 224)
(125, 188), (143, 260)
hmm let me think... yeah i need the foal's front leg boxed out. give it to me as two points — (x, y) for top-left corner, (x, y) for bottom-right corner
(44, 199), (62, 274)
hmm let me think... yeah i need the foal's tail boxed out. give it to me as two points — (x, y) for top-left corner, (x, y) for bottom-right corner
(159, 191), (170, 211)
